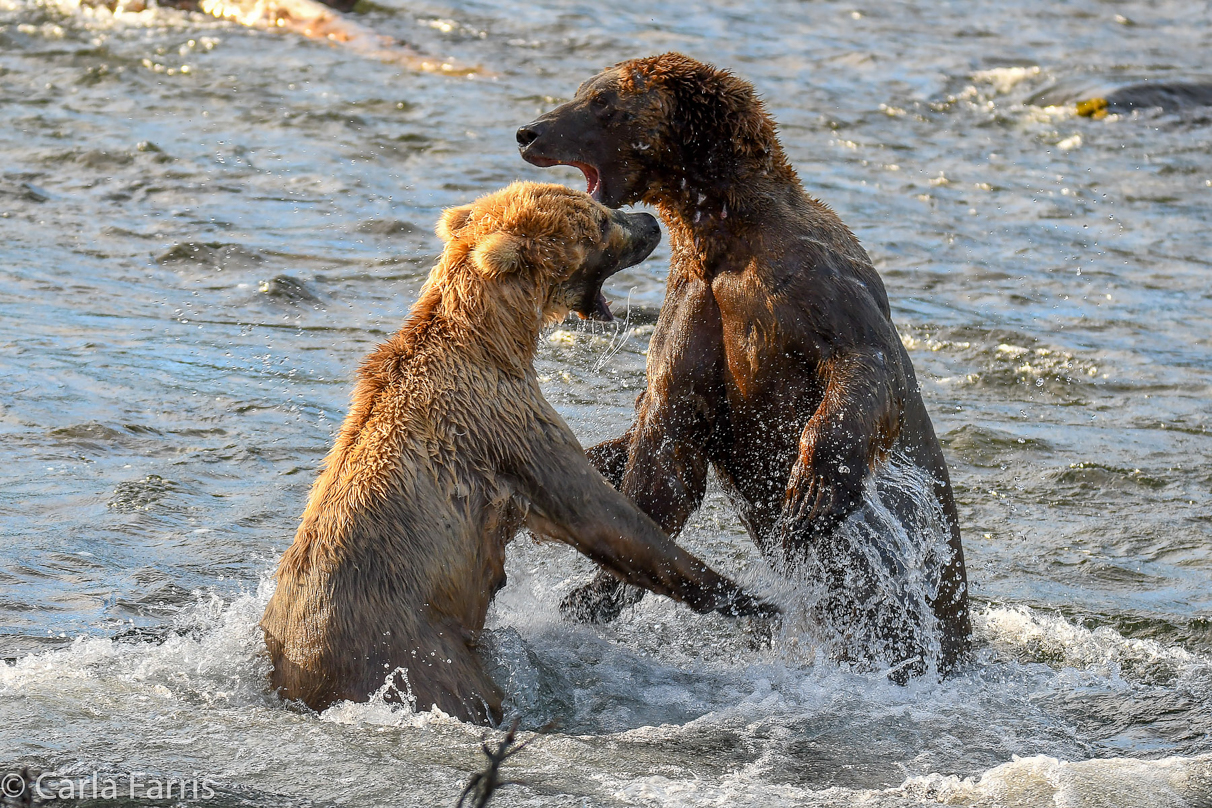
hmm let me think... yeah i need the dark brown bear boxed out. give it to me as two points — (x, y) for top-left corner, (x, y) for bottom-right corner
(260, 182), (774, 724)
(517, 53), (971, 676)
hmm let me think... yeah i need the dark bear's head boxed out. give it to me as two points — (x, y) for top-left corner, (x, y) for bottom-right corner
(517, 52), (784, 209)
(435, 182), (659, 323)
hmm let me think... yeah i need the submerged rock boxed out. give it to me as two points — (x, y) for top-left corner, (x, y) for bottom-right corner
(108, 475), (178, 512)
(355, 218), (420, 236)
(156, 242), (264, 270)
(1077, 81), (1212, 117)
(258, 274), (322, 305)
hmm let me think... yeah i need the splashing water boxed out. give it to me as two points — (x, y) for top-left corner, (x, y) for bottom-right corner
(2, 554), (1212, 805)
(767, 457), (951, 679)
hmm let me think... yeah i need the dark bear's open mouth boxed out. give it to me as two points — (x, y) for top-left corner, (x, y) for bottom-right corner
(569, 162), (601, 199)
(524, 156), (602, 200)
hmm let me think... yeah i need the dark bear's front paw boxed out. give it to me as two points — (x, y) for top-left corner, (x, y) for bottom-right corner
(718, 591), (781, 620)
(778, 489), (860, 567)
(559, 576), (645, 624)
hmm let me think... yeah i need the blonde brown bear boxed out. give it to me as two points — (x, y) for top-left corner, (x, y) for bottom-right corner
(259, 182), (775, 724)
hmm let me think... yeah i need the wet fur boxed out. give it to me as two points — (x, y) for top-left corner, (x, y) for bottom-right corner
(260, 182), (773, 722)
(519, 54), (972, 673)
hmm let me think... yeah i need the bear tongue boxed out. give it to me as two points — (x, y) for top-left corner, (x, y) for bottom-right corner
(568, 162), (600, 199)
(594, 292), (613, 321)
(577, 292), (614, 322)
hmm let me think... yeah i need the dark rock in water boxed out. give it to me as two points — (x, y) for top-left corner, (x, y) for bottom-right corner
(355, 218), (420, 236)
(259, 274), (323, 305)
(108, 475), (178, 513)
(156, 242), (264, 270)
(1077, 81), (1212, 117)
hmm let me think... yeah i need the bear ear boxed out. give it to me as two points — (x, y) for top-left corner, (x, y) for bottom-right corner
(470, 232), (524, 278)
(436, 204), (475, 241)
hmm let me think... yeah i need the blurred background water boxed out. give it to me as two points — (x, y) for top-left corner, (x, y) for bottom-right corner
(1, 0), (1210, 805)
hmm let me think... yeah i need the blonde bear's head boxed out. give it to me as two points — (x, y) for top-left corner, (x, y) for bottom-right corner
(433, 182), (660, 328)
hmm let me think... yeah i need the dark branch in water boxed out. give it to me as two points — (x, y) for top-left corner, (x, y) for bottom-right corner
(456, 719), (544, 808)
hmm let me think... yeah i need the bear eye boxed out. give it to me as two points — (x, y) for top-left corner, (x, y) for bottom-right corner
(598, 213), (611, 239)
(589, 92), (614, 118)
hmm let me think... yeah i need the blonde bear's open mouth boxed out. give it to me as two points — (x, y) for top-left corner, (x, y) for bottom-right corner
(577, 290), (613, 322)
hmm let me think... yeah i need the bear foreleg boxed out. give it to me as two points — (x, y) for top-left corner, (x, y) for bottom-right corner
(778, 350), (903, 562)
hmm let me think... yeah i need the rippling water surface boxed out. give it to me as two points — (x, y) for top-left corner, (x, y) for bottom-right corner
(2, 0), (1210, 805)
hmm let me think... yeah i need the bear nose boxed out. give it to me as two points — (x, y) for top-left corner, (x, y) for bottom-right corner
(516, 124), (541, 149)
(639, 213), (660, 240)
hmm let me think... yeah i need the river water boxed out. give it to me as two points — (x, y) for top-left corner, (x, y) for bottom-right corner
(1, 0), (1211, 805)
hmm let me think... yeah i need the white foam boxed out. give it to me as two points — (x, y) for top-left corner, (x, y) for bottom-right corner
(2, 560), (1210, 807)
(612, 752), (1212, 808)
(319, 697), (463, 730)
(0, 577), (274, 709)
(897, 753), (1212, 808)
(971, 66), (1043, 95)
(976, 604), (1206, 684)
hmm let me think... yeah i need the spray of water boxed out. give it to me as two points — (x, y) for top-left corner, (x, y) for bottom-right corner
(593, 286), (638, 372)
(769, 456), (952, 679)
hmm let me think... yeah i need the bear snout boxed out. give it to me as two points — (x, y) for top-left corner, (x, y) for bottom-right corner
(617, 211), (661, 267)
(517, 120), (565, 169)
(516, 123), (541, 149)
(632, 211), (660, 242)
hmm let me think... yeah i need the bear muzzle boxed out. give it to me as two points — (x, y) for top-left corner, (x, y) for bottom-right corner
(574, 210), (660, 322)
